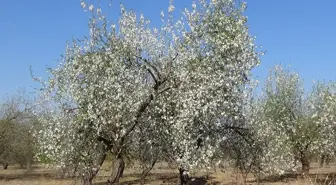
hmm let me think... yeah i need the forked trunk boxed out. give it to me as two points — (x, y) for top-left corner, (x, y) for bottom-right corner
(82, 152), (107, 185)
(139, 167), (153, 185)
(139, 159), (157, 185)
(107, 155), (125, 185)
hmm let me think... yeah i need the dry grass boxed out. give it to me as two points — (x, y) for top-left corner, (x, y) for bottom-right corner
(1, 162), (336, 185)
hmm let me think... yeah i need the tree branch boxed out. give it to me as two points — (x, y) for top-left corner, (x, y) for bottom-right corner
(97, 136), (112, 147)
(136, 56), (160, 84)
(121, 93), (154, 141)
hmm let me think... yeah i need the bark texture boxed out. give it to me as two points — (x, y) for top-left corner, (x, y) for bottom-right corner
(107, 156), (125, 185)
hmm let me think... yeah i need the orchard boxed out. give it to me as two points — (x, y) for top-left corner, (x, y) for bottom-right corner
(1, 0), (335, 185)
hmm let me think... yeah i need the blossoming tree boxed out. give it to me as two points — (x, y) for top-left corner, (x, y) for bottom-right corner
(248, 65), (336, 176)
(35, 0), (260, 184)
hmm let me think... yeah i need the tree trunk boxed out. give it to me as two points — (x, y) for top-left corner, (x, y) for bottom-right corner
(139, 159), (157, 185)
(140, 178), (146, 185)
(326, 155), (331, 165)
(319, 154), (326, 168)
(19, 162), (24, 169)
(178, 168), (189, 185)
(139, 168), (153, 185)
(26, 159), (31, 170)
(83, 174), (94, 185)
(107, 155), (125, 185)
(3, 163), (8, 170)
(82, 152), (107, 185)
(300, 154), (310, 175)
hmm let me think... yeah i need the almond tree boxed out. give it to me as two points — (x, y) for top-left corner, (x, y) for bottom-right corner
(35, 0), (260, 184)
(0, 90), (36, 170)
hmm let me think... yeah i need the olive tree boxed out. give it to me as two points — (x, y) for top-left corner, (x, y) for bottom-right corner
(35, 0), (260, 184)
(310, 81), (336, 166)
(131, 118), (164, 185)
(248, 65), (336, 176)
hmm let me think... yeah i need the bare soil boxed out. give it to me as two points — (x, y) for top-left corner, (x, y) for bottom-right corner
(1, 162), (336, 185)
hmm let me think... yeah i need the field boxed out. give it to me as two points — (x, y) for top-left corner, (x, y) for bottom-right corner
(1, 162), (336, 185)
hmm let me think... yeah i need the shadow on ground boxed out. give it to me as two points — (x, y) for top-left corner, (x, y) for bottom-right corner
(94, 173), (220, 185)
(0, 169), (216, 185)
(246, 172), (336, 185)
(0, 171), (56, 181)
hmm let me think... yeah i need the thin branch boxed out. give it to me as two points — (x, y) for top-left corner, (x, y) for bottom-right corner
(158, 87), (171, 94)
(136, 56), (160, 84)
(164, 53), (178, 79)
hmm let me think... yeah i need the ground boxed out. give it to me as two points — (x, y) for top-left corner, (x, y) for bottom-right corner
(1, 162), (336, 185)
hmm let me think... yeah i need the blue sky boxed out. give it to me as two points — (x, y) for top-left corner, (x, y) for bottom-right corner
(1, 0), (335, 99)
